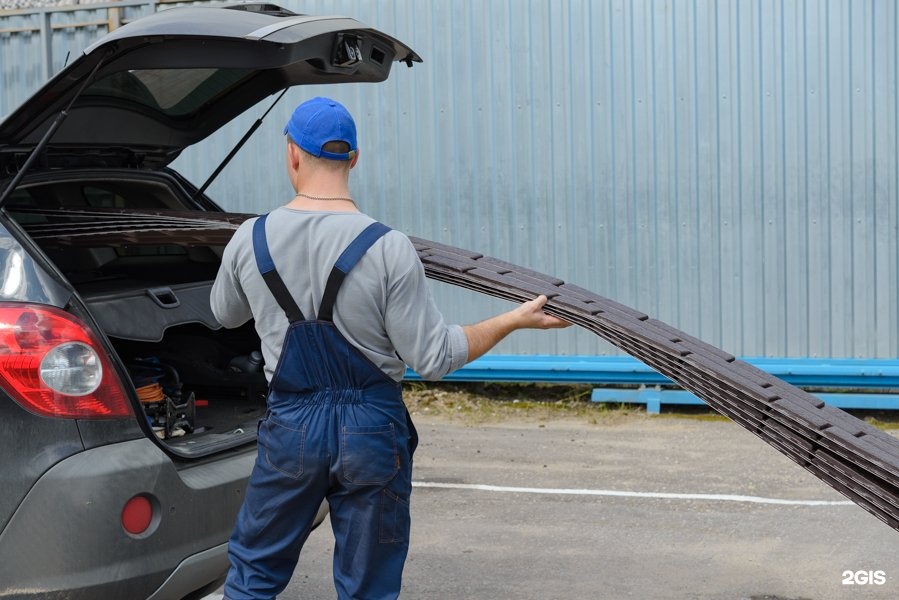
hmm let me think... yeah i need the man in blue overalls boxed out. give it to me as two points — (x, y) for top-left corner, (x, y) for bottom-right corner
(211, 97), (569, 599)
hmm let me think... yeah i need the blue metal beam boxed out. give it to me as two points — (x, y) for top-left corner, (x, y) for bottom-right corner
(590, 388), (899, 414)
(405, 355), (899, 388)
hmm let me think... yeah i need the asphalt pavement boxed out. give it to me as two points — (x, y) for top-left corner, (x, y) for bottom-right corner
(208, 411), (899, 599)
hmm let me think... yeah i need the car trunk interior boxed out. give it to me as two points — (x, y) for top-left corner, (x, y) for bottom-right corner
(5, 173), (265, 455)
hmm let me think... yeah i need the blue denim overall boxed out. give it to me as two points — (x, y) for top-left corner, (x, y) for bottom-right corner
(224, 216), (418, 600)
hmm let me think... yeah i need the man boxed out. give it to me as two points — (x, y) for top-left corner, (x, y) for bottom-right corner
(211, 96), (569, 600)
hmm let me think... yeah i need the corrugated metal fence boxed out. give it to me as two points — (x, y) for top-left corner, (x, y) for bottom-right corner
(1, 0), (897, 361)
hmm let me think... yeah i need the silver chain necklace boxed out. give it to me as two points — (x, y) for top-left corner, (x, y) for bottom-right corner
(295, 192), (354, 203)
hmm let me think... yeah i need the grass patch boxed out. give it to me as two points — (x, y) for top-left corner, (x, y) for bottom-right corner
(404, 382), (660, 425)
(402, 382), (899, 433)
(854, 411), (899, 430)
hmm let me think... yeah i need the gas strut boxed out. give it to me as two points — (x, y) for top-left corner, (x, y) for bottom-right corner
(191, 88), (289, 203)
(0, 54), (109, 207)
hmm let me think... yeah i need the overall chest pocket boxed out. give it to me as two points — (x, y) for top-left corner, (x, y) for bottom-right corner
(341, 423), (400, 485)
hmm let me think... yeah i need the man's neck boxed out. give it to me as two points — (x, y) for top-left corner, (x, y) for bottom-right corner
(286, 190), (359, 213)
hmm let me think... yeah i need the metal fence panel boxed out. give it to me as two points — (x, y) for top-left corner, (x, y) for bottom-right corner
(1, 0), (897, 360)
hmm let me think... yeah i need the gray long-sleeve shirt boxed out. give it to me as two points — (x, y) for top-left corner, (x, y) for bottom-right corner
(210, 207), (468, 382)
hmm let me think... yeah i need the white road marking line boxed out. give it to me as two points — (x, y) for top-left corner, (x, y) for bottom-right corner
(412, 481), (854, 506)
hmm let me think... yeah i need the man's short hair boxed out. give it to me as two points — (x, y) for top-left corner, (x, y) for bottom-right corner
(289, 137), (353, 172)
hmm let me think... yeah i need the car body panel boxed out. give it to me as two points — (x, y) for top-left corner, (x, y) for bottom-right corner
(76, 417), (147, 450)
(0, 438), (255, 599)
(0, 396), (84, 537)
(144, 543), (229, 600)
(0, 220), (88, 534)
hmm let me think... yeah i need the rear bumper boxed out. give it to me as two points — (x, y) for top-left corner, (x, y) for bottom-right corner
(0, 438), (254, 599)
(146, 543), (228, 600)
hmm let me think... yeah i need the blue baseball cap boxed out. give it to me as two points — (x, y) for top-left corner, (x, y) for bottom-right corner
(283, 97), (358, 161)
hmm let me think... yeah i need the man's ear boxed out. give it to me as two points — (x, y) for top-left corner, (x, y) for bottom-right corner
(349, 149), (360, 169)
(287, 141), (302, 171)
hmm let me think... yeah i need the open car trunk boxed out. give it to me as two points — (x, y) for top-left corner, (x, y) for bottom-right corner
(5, 170), (261, 456)
(0, 2), (422, 463)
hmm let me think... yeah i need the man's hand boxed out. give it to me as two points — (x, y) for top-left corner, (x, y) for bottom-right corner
(463, 295), (571, 362)
(511, 295), (572, 330)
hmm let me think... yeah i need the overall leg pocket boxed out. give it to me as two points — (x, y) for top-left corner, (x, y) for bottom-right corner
(379, 488), (411, 544)
(341, 423), (399, 485)
(259, 417), (306, 479)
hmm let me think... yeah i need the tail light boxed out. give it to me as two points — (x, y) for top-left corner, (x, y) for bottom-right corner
(0, 303), (132, 419)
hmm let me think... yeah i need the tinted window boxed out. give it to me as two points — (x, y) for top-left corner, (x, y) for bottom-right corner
(83, 185), (128, 208)
(87, 68), (253, 116)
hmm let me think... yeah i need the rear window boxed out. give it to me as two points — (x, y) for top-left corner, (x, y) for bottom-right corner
(8, 180), (191, 257)
(8, 179), (226, 286)
(86, 68), (254, 117)
(7, 181), (178, 212)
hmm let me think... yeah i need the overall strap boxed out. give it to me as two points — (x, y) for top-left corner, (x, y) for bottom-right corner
(252, 214), (306, 323)
(318, 222), (391, 322)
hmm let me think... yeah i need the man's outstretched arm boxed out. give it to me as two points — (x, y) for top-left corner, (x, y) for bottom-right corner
(463, 295), (570, 363)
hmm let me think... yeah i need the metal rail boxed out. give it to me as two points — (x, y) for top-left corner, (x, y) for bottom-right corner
(17, 209), (899, 532)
